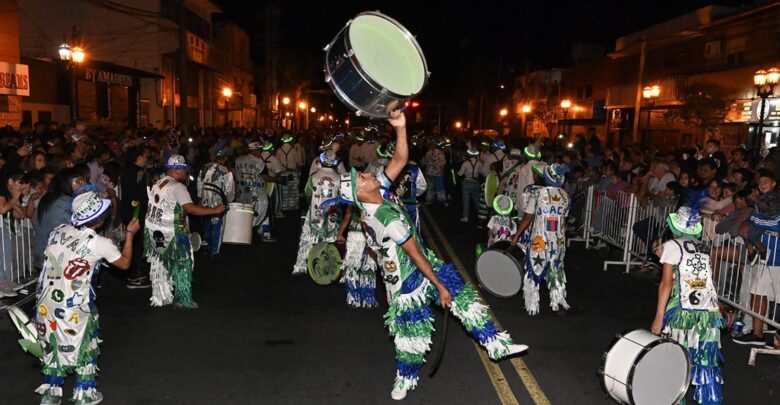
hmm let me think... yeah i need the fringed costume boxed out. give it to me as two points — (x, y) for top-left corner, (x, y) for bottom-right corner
(342, 214), (378, 308)
(293, 166), (341, 275)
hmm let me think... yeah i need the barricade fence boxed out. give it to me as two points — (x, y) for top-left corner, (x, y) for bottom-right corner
(567, 184), (780, 331)
(0, 212), (36, 309)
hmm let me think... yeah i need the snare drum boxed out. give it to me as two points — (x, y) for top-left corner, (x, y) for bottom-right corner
(475, 242), (523, 298)
(223, 203), (254, 245)
(324, 11), (430, 118)
(599, 329), (691, 405)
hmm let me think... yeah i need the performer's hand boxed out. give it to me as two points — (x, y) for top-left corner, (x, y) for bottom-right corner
(336, 234), (346, 244)
(437, 285), (452, 309)
(388, 110), (406, 129)
(650, 317), (663, 336)
(126, 219), (141, 235)
(214, 204), (226, 215)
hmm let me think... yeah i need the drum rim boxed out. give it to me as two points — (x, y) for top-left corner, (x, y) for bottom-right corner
(475, 249), (522, 298)
(599, 329), (692, 405)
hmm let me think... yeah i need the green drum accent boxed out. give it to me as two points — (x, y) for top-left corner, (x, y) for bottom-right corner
(484, 173), (499, 210)
(349, 14), (426, 96)
(308, 242), (343, 285)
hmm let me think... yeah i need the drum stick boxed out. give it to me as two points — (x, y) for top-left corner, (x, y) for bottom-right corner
(428, 309), (449, 378)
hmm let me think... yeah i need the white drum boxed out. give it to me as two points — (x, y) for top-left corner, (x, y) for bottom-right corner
(599, 329), (691, 405)
(223, 203), (254, 245)
(475, 246), (523, 298)
(324, 11), (429, 118)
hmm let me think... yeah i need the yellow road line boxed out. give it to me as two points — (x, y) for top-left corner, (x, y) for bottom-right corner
(421, 220), (519, 405)
(421, 207), (552, 405)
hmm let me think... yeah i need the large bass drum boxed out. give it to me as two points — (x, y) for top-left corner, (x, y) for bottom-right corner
(599, 329), (691, 405)
(475, 241), (523, 298)
(324, 11), (430, 119)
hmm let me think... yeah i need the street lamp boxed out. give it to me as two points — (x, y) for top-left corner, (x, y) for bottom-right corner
(499, 108), (508, 117)
(753, 67), (780, 150)
(58, 41), (86, 122)
(560, 99), (572, 137)
(521, 104), (532, 137)
(71, 46), (85, 64)
(282, 96), (290, 105)
(310, 107), (316, 113)
(222, 87), (232, 98)
(455, 121), (462, 129)
(641, 85), (660, 147)
(58, 43), (72, 61)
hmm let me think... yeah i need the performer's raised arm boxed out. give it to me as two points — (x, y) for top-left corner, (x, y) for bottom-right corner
(383, 110), (408, 182)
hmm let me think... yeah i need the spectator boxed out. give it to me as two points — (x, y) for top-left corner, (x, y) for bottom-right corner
(33, 167), (84, 270)
(705, 139), (728, 179)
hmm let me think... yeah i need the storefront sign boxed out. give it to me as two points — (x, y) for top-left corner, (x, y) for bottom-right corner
(0, 62), (30, 97)
(726, 98), (780, 123)
(84, 67), (134, 87)
(187, 32), (208, 65)
(0, 95), (23, 127)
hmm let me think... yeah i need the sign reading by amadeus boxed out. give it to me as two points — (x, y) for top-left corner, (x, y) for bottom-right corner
(0, 62), (30, 97)
(84, 67), (134, 87)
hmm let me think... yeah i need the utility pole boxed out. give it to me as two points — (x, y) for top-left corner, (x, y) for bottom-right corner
(177, 0), (188, 135)
(630, 37), (646, 145)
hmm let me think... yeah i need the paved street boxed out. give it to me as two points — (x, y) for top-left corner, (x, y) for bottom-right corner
(1, 206), (779, 404)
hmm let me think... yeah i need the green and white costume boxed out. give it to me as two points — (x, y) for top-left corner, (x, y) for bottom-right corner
(292, 167), (341, 275)
(34, 224), (121, 402)
(144, 176), (195, 307)
(235, 154), (269, 228)
(362, 198), (514, 392)
(342, 213), (378, 308)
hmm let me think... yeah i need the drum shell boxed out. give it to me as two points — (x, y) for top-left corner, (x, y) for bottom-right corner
(223, 203), (254, 245)
(324, 12), (428, 119)
(475, 248), (523, 298)
(600, 329), (690, 405)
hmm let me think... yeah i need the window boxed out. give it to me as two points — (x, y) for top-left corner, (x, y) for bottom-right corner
(725, 36), (746, 67)
(585, 84), (593, 98)
(22, 110), (32, 126)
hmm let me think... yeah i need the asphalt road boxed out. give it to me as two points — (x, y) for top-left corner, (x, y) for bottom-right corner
(1, 204), (778, 404)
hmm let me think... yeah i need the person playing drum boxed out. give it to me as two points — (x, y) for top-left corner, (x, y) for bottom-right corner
(196, 149), (235, 255)
(236, 142), (273, 241)
(145, 155), (225, 309)
(651, 204), (724, 404)
(511, 164), (570, 316)
(487, 195), (518, 247)
(340, 110), (528, 401)
(292, 151), (342, 276)
(34, 191), (140, 405)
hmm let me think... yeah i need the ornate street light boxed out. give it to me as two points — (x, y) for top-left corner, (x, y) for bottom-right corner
(559, 99), (572, 137)
(642, 85), (661, 147)
(222, 87), (232, 98)
(282, 96), (290, 105)
(754, 67), (780, 150)
(521, 104), (532, 137)
(71, 46), (86, 64)
(58, 43), (72, 61)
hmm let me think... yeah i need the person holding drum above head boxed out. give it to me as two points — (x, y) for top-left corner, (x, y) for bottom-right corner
(651, 203), (724, 404)
(236, 142), (273, 242)
(340, 110), (528, 401)
(510, 164), (570, 316)
(196, 149), (235, 255)
(144, 155), (226, 309)
(292, 151), (342, 276)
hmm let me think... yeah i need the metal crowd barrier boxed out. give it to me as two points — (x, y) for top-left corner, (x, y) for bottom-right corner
(565, 183), (595, 246)
(0, 213), (36, 309)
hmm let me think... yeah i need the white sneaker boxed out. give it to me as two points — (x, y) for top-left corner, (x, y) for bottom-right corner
(506, 343), (529, 357)
(391, 386), (408, 401)
(460, 217), (468, 223)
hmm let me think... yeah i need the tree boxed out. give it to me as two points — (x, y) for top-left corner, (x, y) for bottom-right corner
(663, 81), (733, 143)
(532, 99), (560, 138)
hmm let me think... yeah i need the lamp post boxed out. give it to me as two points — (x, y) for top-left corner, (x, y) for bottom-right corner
(58, 40), (86, 123)
(560, 99), (571, 138)
(298, 101), (308, 130)
(221, 87), (232, 128)
(521, 104), (532, 138)
(281, 96), (291, 130)
(641, 84), (660, 147)
(753, 68), (780, 151)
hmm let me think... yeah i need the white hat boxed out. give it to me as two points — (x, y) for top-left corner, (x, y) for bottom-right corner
(71, 191), (111, 226)
(163, 154), (189, 169)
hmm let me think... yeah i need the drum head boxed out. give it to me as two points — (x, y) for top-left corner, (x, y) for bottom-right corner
(349, 13), (426, 96)
(308, 242), (343, 285)
(631, 340), (690, 405)
(475, 250), (522, 298)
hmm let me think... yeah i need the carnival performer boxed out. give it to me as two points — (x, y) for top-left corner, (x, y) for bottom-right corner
(340, 110), (528, 400)
(309, 137), (346, 176)
(292, 151), (342, 275)
(34, 191), (140, 405)
(196, 150), (235, 255)
(235, 142), (272, 240)
(458, 148), (482, 223)
(337, 205), (378, 308)
(259, 141), (284, 239)
(276, 134), (303, 211)
(144, 155), (225, 309)
(511, 164), (570, 316)
(651, 204), (724, 405)
(503, 144), (544, 214)
(481, 138), (507, 177)
(487, 195), (518, 247)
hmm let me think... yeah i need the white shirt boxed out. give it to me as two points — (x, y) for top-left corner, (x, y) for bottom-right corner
(648, 172), (675, 195)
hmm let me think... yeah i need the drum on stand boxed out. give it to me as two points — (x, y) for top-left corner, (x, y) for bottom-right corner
(223, 203), (254, 245)
(599, 329), (691, 405)
(475, 241), (523, 298)
(324, 11), (430, 118)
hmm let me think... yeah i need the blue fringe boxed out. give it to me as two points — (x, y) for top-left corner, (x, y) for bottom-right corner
(395, 304), (433, 324)
(74, 379), (97, 389)
(396, 360), (422, 378)
(692, 365), (723, 404)
(345, 282), (377, 308)
(401, 271), (425, 294)
(42, 374), (65, 386)
(470, 320), (500, 345)
(434, 263), (465, 296)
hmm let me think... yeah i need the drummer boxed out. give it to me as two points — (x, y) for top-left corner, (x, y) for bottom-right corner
(339, 110), (528, 401)
(260, 141), (284, 237)
(487, 195), (518, 247)
(275, 134), (304, 211)
(651, 204), (724, 404)
(196, 149), (235, 255)
(236, 142), (274, 242)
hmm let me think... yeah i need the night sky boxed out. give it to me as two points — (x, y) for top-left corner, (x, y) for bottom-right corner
(213, 0), (752, 105)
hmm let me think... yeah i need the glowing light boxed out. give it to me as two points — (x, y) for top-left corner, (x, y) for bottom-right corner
(560, 99), (572, 109)
(499, 108), (508, 117)
(282, 96), (290, 105)
(58, 43), (72, 61)
(222, 87), (232, 98)
(298, 101), (307, 110)
(310, 107), (316, 113)
(567, 142), (574, 148)
(71, 46), (86, 64)
(454, 121), (462, 129)
(521, 105), (532, 113)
